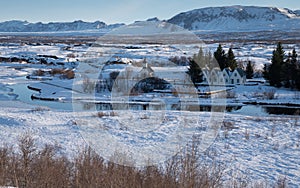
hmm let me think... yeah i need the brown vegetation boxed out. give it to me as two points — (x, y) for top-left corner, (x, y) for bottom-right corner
(32, 68), (75, 79)
(95, 111), (118, 118)
(0, 134), (290, 188)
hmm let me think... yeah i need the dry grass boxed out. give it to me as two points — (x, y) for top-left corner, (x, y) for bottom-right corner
(63, 69), (75, 79)
(32, 68), (74, 79)
(51, 68), (75, 79)
(0, 134), (290, 188)
(32, 69), (45, 76)
(50, 68), (66, 75)
(31, 106), (50, 112)
(95, 111), (118, 118)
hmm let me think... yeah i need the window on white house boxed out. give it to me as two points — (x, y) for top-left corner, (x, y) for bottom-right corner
(237, 79), (240, 83)
(234, 73), (237, 77)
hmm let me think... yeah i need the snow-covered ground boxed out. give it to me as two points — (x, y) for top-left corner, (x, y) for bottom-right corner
(0, 41), (300, 186)
(0, 100), (299, 185)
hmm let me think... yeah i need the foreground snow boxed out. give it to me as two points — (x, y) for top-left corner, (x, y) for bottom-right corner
(0, 100), (299, 186)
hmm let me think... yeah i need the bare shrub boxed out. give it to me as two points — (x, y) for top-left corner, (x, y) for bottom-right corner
(67, 53), (76, 58)
(73, 147), (106, 187)
(223, 121), (237, 130)
(110, 111), (117, 117)
(244, 129), (250, 140)
(32, 68), (74, 79)
(95, 112), (106, 118)
(31, 106), (50, 112)
(169, 56), (189, 66)
(0, 145), (14, 186)
(293, 110), (300, 126)
(165, 139), (224, 188)
(271, 125), (276, 137)
(140, 114), (150, 119)
(275, 176), (288, 188)
(17, 134), (36, 187)
(63, 69), (75, 79)
(263, 89), (276, 99)
(32, 69), (45, 76)
(94, 111), (118, 118)
(0, 134), (292, 187)
(226, 90), (236, 99)
(95, 111), (118, 118)
(30, 144), (70, 187)
(50, 68), (65, 75)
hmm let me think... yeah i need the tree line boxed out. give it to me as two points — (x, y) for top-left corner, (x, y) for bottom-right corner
(187, 44), (255, 85)
(263, 42), (300, 90)
(213, 44), (237, 71)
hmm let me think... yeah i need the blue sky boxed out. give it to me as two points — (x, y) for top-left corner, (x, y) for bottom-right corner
(1, 0), (300, 24)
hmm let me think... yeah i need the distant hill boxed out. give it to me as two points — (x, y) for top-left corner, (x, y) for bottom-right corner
(0, 6), (299, 33)
(0, 20), (124, 32)
(167, 5), (300, 32)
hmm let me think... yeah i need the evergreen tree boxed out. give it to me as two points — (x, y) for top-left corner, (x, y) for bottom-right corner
(245, 61), (254, 79)
(227, 48), (237, 70)
(214, 44), (226, 70)
(186, 58), (203, 85)
(206, 51), (216, 69)
(296, 69), (300, 90)
(291, 48), (298, 88)
(282, 53), (291, 87)
(269, 42), (285, 87)
(193, 47), (205, 68)
(263, 64), (269, 80)
(291, 48), (298, 64)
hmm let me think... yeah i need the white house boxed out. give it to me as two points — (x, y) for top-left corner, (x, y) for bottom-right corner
(202, 68), (246, 85)
(229, 68), (246, 85)
(139, 61), (154, 78)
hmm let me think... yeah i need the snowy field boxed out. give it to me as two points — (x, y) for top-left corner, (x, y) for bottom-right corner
(0, 37), (300, 186)
(0, 101), (300, 185)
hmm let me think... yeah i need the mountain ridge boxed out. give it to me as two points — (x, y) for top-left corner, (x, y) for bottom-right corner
(0, 5), (299, 33)
(167, 5), (300, 31)
(0, 20), (125, 32)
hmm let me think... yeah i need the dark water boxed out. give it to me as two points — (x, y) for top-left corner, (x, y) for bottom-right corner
(230, 105), (299, 116)
(263, 106), (299, 115)
(8, 83), (300, 116)
(9, 84), (73, 111)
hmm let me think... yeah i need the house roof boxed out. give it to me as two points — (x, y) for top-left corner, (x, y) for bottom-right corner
(223, 68), (231, 76)
(236, 68), (245, 77)
(141, 63), (154, 73)
(140, 59), (154, 74)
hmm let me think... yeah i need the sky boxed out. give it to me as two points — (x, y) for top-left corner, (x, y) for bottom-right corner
(1, 0), (300, 24)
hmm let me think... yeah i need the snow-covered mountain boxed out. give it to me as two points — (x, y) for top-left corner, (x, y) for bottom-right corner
(167, 5), (300, 31)
(0, 20), (124, 32)
(0, 6), (299, 33)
